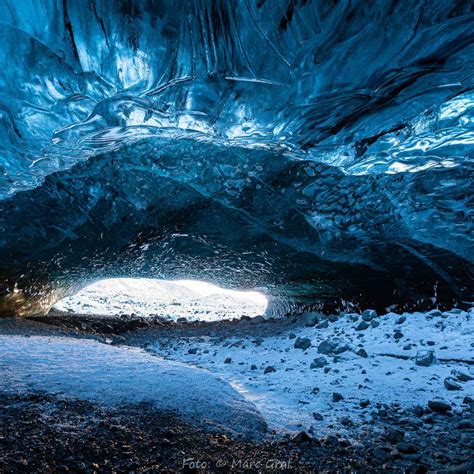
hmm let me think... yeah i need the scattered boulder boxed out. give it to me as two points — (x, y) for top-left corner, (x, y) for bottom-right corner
(444, 377), (462, 391)
(356, 348), (368, 358)
(294, 337), (311, 350)
(332, 392), (344, 402)
(310, 357), (328, 369)
(413, 405), (424, 417)
(428, 400), (451, 413)
(393, 330), (404, 340)
(291, 431), (312, 443)
(452, 369), (474, 382)
(362, 309), (377, 321)
(355, 321), (369, 331)
(312, 412), (323, 421)
(415, 350), (435, 367)
(318, 338), (350, 355)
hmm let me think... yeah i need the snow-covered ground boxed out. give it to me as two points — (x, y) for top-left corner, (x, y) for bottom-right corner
(0, 335), (266, 438)
(136, 307), (474, 434)
(54, 278), (267, 321)
(1, 306), (472, 441)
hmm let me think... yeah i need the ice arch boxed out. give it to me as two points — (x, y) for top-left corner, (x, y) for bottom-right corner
(0, 0), (473, 316)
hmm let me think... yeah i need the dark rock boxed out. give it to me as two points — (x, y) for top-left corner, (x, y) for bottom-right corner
(415, 350), (435, 367)
(359, 399), (370, 408)
(413, 405), (424, 417)
(444, 377), (462, 391)
(316, 321), (329, 329)
(264, 366), (276, 374)
(318, 338), (349, 355)
(356, 348), (368, 358)
(452, 369), (474, 382)
(393, 331), (403, 340)
(396, 316), (406, 324)
(294, 337), (311, 350)
(187, 347), (198, 354)
(373, 445), (391, 462)
(310, 357), (328, 369)
(291, 431), (312, 443)
(250, 364), (257, 370)
(224, 357), (232, 364)
(371, 320), (380, 328)
(312, 412), (323, 421)
(355, 321), (370, 331)
(385, 429), (404, 444)
(362, 309), (377, 321)
(428, 400), (451, 413)
(395, 442), (418, 454)
(332, 392), (344, 402)
(457, 419), (474, 430)
(339, 416), (353, 426)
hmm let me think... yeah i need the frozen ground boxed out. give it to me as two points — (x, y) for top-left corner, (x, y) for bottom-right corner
(0, 334), (266, 439)
(54, 278), (267, 321)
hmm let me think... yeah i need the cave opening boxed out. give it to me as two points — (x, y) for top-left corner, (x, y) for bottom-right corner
(53, 278), (268, 322)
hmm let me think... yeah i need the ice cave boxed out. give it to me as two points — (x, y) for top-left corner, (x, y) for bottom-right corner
(1, 1), (474, 471)
(0, 0), (472, 318)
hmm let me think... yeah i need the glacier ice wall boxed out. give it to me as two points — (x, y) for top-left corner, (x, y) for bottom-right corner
(0, 0), (473, 315)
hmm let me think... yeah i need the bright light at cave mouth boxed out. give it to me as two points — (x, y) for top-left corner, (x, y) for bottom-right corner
(53, 278), (268, 322)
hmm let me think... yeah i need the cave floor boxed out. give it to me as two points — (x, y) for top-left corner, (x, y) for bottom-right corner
(1, 309), (473, 472)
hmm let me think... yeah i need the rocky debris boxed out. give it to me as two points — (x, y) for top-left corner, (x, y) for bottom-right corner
(451, 369), (474, 382)
(385, 429), (405, 444)
(428, 400), (451, 413)
(294, 337), (311, 350)
(310, 357), (328, 369)
(444, 377), (462, 391)
(318, 338), (349, 355)
(332, 392), (344, 402)
(415, 350), (435, 367)
(264, 366), (276, 374)
(396, 442), (418, 454)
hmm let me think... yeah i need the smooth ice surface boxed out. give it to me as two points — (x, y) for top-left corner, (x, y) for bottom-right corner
(0, 1), (473, 315)
(54, 278), (267, 320)
(0, 334), (266, 438)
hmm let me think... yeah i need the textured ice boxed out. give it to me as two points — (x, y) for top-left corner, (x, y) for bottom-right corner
(0, 1), (473, 315)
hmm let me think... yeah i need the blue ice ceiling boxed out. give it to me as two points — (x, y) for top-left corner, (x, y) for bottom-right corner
(0, 0), (473, 316)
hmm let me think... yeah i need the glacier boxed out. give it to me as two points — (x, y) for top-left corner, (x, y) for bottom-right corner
(0, 0), (473, 316)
